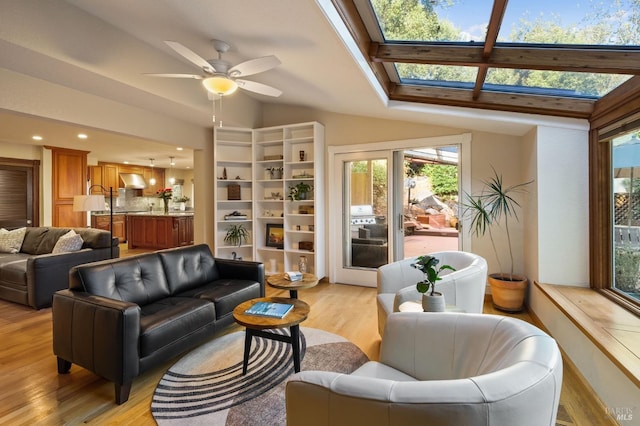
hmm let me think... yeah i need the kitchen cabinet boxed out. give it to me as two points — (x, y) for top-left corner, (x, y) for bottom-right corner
(89, 166), (104, 194)
(127, 214), (193, 249)
(103, 163), (119, 192)
(142, 167), (165, 196)
(175, 215), (194, 246)
(92, 214), (126, 243)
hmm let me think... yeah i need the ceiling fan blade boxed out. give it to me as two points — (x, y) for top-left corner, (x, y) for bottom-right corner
(229, 56), (281, 77)
(236, 79), (282, 97)
(144, 73), (203, 79)
(165, 41), (215, 72)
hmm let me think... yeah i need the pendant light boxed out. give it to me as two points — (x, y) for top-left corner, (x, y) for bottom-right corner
(169, 156), (176, 185)
(148, 158), (156, 185)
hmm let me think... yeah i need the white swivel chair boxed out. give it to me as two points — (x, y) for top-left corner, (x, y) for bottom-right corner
(376, 251), (488, 335)
(286, 312), (563, 426)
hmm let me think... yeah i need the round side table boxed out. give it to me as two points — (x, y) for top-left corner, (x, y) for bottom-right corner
(267, 273), (318, 298)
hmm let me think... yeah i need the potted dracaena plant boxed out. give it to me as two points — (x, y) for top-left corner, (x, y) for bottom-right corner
(411, 255), (456, 312)
(463, 167), (533, 312)
(224, 223), (249, 248)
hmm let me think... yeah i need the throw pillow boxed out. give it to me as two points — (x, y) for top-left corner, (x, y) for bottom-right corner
(52, 230), (84, 254)
(0, 227), (27, 253)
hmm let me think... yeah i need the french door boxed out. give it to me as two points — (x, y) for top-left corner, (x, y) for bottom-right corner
(333, 150), (398, 286)
(328, 133), (472, 287)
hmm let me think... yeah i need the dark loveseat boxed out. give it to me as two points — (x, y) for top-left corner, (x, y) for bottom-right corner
(0, 226), (117, 309)
(351, 224), (388, 268)
(52, 243), (264, 404)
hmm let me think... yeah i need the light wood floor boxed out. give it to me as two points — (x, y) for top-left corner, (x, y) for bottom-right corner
(0, 247), (616, 425)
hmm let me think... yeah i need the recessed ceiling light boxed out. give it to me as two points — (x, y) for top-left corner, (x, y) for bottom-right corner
(176, 147), (183, 151)
(123, 161), (129, 164)
(32, 135), (43, 141)
(77, 133), (88, 139)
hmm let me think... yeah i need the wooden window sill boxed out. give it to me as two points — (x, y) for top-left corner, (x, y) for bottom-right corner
(535, 282), (640, 388)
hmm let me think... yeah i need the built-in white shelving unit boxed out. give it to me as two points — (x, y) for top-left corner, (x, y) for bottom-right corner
(214, 122), (325, 279)
(214, 127), (254, 261)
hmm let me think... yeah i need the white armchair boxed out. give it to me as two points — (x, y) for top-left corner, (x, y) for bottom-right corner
(286, 312), (563, 426)
(377, 251), (488, 335)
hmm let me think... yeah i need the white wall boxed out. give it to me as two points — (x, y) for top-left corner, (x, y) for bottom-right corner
(534, 126), (590, 285)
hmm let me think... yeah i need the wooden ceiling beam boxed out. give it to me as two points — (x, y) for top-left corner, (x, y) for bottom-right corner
(391, 84), (594, 118)
(473, 0), (507, 99)
(372, 44), (640, 74)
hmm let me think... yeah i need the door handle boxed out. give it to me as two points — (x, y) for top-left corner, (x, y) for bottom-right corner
(399, 213), (403, 230)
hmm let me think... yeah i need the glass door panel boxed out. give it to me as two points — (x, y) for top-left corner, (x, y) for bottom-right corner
(335, 151), (392, 286)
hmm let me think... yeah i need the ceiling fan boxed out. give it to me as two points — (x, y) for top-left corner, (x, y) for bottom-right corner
(146, 40), (282, 97)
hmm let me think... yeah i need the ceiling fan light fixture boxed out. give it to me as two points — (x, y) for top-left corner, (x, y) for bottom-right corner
(202, 76), (238, 95)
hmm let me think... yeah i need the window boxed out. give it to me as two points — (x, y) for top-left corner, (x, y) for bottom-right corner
(592, 110), (640, 314)
(611, 128), (640, 303)
(335, 0), (640, 117)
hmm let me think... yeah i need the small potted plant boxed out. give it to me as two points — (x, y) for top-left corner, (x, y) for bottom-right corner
(224, 223), (249, 247)
(411, 255), (455, 312)
(266, 166), (283, 180)
(288, 182), (312, 201)
(175, 195), (190, 211)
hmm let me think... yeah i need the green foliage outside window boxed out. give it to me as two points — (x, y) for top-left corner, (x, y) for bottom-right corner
(614, 246), (640, 299)
(420, 164), (458, 199)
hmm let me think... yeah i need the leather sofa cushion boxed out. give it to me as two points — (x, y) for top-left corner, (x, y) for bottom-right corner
(21, 228), (64, 254)
(74, 228), (112, 249)
(178, 279), (262, 320)
(21, 227), (112, 255)
(139, 297), (215, 358)
(71, 254), (171, 305)
(0, 257), (27, 290)
(158, 244), (220, 294)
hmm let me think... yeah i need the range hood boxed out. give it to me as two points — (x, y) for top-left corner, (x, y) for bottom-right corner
(119, 173), (147, 189)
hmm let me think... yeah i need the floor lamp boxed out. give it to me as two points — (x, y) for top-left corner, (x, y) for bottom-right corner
(73, 185), (114, 259)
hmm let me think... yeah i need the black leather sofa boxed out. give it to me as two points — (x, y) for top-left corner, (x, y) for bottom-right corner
(52, 243), (264, 404)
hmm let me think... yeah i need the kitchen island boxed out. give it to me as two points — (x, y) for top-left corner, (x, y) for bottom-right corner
(127, 212), (194, 250)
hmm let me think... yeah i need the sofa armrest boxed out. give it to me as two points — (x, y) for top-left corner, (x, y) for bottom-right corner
(214, 258), (265, 296)
(27, 247), (117, 309)
(52, 289), (141, 384)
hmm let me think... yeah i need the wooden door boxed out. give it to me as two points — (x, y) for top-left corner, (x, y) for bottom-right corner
(0, 158), (40, 228)
(50, 147), (88, 227)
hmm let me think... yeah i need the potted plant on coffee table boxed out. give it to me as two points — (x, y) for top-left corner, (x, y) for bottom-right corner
(463, 167), (532, 312)
(224, 223), (249, 247)
(411, 254), (456, 312)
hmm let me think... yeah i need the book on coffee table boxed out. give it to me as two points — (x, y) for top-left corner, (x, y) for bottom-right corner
(244, 301), (294, 319)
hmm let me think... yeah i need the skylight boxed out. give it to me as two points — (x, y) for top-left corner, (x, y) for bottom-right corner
(342, 0), (640, 117)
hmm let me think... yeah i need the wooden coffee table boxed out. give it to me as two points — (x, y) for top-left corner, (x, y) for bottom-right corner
(267, 273), (319, 298)
(233, 297), (310, 374)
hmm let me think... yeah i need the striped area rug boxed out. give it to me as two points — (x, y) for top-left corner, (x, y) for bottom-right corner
(151, 327), (369, 425)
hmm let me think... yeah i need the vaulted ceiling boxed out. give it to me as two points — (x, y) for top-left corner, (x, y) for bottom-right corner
(1, 0), (638, 168)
